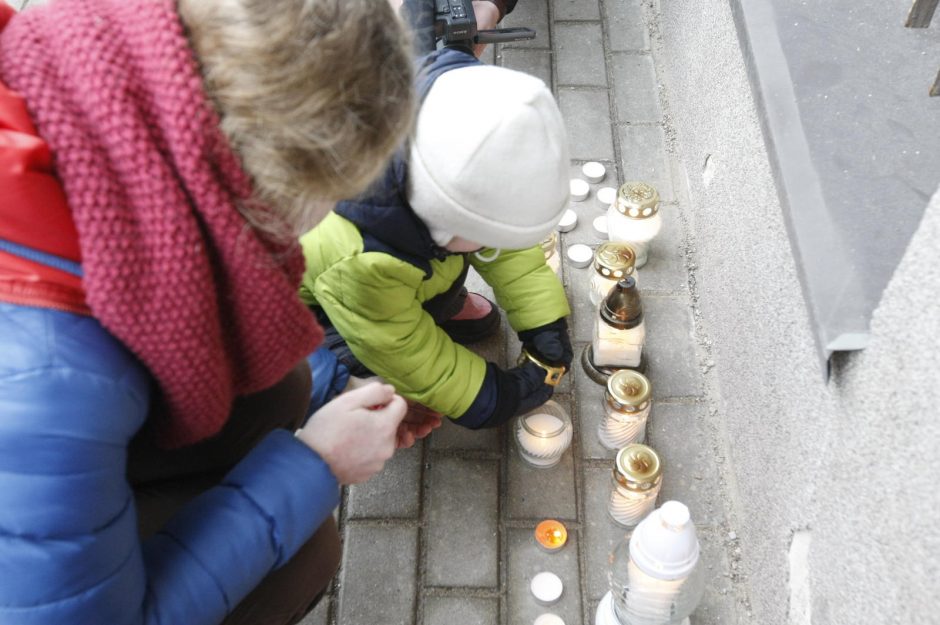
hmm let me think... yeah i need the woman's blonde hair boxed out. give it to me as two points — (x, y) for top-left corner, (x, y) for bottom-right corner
(178, 0), (415, 237)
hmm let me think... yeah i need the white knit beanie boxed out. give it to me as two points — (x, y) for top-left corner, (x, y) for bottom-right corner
(408, 65), (570, 249)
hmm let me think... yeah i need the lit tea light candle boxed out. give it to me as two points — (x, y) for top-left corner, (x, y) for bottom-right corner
(606, 182), (662, 269)
(589, 242), (638, 306)
(534, 519), (568, 552)
(598, 370), (652, 450)
(608, 443), (662, 528)
(515, 401), (573, 468)
(570, 178), (590, 202)
(540, 231), (562, 276)
(582, 161), (607, 183)
(530, 571), (564, 606)
(597, 186), (617, 209)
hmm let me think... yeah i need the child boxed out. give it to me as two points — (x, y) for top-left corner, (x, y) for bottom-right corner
(300, 48), (573, 430)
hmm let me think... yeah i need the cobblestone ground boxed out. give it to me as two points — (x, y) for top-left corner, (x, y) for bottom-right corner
(8, 0), (746, 622)
(305, 1), (746, 624)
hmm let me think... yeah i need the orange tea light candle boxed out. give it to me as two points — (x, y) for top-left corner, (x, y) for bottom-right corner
(535, 519), (568, 552)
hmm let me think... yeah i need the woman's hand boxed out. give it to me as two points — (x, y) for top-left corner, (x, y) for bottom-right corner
(396, 401), (444, 448)
(472, 0), (501, 57)
(296, 382), (407, 484)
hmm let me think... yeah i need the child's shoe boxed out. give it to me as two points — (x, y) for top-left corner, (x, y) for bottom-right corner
(440, 292), (501, 344)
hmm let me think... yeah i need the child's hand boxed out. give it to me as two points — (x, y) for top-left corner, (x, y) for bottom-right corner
(296, 382), (406, 484)
(396, 401), (443, 448)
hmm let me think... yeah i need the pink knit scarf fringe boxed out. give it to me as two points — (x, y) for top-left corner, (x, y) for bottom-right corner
(0, 0), (322, 447)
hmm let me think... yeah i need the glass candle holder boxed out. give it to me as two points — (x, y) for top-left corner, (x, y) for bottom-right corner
(590, 242), (638, 306)
(608, 444), (663, 528)
(606, 182), (662, 269)
(598, 370), (652, 450)
(603, 501), (706, 625)
(515, 400), (573, 468)
(534, 519), (569, 553)
(541, 231), (562, 276)
(592, 277), (645, 369)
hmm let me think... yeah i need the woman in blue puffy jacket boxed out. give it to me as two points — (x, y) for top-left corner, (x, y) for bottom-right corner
(0, 1), (417, 623)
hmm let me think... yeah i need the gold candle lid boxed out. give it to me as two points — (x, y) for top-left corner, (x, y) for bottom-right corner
(540, 231), (558, 260)
(606, 370), (651, 411)
(615, 182), (660, 219)
(614, 444), (662, 491)
(592, 242), (636, 279)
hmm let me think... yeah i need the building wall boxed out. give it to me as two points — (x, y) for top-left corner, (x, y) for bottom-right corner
(653, 0), (939, 623)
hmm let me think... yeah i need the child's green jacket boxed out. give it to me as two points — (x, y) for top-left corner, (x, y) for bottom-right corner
(299, 209), (570, 418)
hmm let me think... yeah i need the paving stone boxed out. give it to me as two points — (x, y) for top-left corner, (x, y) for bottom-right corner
(555, 23), (607, 87)
(337, 524), (418, 625)
(636, 202), (688, 294)
(605, 0), (649, 51)
(429, 416), (500, 452)
(647, 403), (727, 527)
(500, 48), (553, 87)
(426, 457), (499, 587)
(423, 596), (498, 625)
(559, 89), (615, 161)
(506, 394), (578, 520)
(582, 466), (633, 600)
(507, 528), (582, 625)
(610, 53), (663, 122)
(642, 295), (704, 399)
(502, 0), (551, 49)
(298, 597), (329, 625)
(690, 529), (739, 625)
(618, 124), (675, 202)
(553, 0), (600, 21)
(571, 349), (612, 460)
(347, 443), (422, 519)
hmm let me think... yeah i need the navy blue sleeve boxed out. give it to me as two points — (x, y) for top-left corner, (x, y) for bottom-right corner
(454, 361), (552, 429)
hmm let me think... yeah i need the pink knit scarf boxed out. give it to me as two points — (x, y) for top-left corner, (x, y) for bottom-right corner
(0, 0), (323, 447)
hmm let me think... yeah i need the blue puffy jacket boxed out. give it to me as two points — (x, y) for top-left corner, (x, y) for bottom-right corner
(0, 301), (340, 625)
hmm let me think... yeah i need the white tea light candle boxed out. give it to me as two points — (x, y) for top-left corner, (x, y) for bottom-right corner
(557, 208), (578, 233)
(531, 571), (564, 606)
(534, 614), (565, 625)
(566, 243), (594, 268)
(582, 161), (607, 183)
(593, 216), (609, 240)
(570, 178), (590, 202)
(515, 401), (573, 468)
